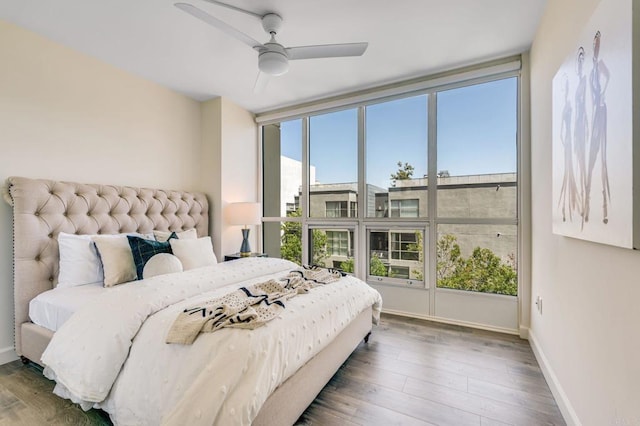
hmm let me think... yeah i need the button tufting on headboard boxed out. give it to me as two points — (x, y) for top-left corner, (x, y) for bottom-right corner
(7, 176), (209, 356)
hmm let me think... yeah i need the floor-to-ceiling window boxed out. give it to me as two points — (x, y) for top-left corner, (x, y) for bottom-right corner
(261, 61), (520, 332)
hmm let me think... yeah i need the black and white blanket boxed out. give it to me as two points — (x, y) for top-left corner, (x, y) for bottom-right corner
(166, 266), (343, 344)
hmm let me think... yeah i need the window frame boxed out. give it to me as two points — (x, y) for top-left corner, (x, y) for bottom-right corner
(326, 230), (350, 256)
(259, 61), (521, 298)
(325, 201), (348, 218)
(390, 199), (419, 218)
(307, 224), (358, 274)
(365, 224), (427, 287)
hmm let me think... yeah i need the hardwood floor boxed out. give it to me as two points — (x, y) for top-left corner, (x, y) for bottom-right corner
(298, 314), (565, 425)
(0, 314), (564, 425)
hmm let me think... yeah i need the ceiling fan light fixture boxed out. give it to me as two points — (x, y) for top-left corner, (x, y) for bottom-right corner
(175, 4), (369, 83)
(259, 50), (289, 76)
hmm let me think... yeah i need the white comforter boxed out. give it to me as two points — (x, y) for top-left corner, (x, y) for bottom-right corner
(41, 258), (382, 425)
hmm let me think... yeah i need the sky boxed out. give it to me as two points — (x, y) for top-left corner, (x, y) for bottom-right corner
(279, 77), (517, 189)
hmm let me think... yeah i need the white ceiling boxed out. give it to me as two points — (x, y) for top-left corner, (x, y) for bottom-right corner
(0, 0), (547, 113)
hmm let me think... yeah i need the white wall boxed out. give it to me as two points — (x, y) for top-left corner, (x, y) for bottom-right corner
(0, 19), (204, 363)
(200, 97), (258, 260)
(530, 2), (640, 424)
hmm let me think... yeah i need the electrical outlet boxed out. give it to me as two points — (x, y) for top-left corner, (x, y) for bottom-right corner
(535, 296), (543, 314)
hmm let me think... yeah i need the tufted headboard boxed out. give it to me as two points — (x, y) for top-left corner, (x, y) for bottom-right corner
(4, 176), (209, 355)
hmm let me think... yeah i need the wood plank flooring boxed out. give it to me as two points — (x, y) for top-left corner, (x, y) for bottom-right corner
(0, 314), (564, 425)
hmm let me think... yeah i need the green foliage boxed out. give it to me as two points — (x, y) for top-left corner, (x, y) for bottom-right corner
(280, 209), (328, 266)
(406, 231), (424, 280)
(312, 230), (328, 266)
(340, 258), (355, 273)
(436, 234), (517, 296)
(369, 255), (388, 277)
(280, 214), (302, 265)
(390, 161), (415, 187)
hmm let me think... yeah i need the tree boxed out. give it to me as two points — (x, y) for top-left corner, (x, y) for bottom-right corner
(390, 161), (414, 187)
(311, 230), (328, 266)
(280, 209), (328, 266)
(406, 231), (424, 280)
(340, 258), (354, 273)
(281, 216), (302, 265)
(369, 254), (388, 277)
(436, 234), (463, 281)
(436, 234), (517, 296)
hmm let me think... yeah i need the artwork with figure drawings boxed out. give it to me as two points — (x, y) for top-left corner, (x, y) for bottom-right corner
(557, 32), (610, 228)
(552, 0), (632, 249)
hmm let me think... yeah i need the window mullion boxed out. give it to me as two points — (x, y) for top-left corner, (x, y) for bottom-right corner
(301, 117), (310, 265)
(357, 105), (366, 279)
(427, 92), (438, 311)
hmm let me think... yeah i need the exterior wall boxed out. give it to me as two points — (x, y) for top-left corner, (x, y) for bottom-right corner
(388, 186), (429, 217)
(438, 185), (516, 218)
(306, 173), (516, 278)
(309, 186), (358, 218)
(373, 173), (516, 219)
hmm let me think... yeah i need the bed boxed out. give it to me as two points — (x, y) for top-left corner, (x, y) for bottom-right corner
(4, 176), (382, 425)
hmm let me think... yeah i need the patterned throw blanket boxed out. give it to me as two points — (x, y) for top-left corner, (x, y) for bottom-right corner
(166, 266), (343, 345)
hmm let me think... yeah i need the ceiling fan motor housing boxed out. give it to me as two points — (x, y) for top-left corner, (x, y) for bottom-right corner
(261, 13), (283, 35)
(259, 42), (289, 76)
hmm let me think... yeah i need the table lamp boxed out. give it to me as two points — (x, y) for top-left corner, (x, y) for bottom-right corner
(225, 202), (262, 256)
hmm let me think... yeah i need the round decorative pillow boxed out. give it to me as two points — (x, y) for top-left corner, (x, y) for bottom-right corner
(143, 253), (183, 279)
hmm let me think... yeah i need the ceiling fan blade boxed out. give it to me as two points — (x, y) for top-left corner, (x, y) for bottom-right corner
(174, 3), (263, 50)
(287, 42), (368, 60)
(200, 0), (262, 19)
(253, 71), (270, 93)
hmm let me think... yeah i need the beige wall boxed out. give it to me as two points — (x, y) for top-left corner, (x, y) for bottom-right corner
(530, 2), (640, 424)
(0, 20), (257, 363)
(200, 97), (258, 259)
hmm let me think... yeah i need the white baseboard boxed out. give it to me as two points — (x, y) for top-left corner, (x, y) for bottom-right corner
(0, 346), (18, 365)
(527, 329), (580, 426)
(519, 325), (529, 339)
(381, 308), (520, 336)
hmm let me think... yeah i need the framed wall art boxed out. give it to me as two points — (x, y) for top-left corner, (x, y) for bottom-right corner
(552, 0), (639, 249)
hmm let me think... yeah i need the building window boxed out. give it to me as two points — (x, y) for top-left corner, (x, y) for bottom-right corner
(367, 229), (424, 281)
(327, 231), (349, 256)
(389, 266), (410, 279)
(391, 232), (420, 261)
(326, 201), (348, 217)
(390, 199), (419, 217)
(286, 202), (297, 213)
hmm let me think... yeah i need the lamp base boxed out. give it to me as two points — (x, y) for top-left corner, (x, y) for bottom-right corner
(240, 228), (251, 256)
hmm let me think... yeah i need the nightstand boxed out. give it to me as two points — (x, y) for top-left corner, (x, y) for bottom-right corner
(224, 252), (268, 261)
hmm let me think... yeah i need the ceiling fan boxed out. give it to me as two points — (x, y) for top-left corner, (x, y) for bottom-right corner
(174, 1), (369, 91)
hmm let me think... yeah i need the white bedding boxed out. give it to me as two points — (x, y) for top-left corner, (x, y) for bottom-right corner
(29, 283), (106, 331)
(41, 258), (382, 425)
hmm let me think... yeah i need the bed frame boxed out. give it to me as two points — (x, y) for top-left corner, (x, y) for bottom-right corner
(5, 176), (372, 425)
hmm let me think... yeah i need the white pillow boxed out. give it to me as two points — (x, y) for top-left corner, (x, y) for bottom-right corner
(93, 235), (152, 287)
(169, 237), (217, 271)
(153, 228), (198, 242)
(57, 232), (104, 288)
(143, 253), (183, 279)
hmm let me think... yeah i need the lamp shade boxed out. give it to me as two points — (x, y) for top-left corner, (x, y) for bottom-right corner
(225, 202), (262, 226)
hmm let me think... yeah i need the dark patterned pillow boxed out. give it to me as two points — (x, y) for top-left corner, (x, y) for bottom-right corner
(127, 233), (177, 280)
